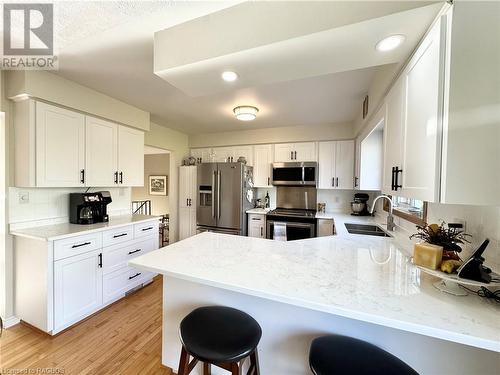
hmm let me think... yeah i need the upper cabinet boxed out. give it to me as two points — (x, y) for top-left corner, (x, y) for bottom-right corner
(34, 101), (86, 187)
(253, 144), (273, 187)
(14, 100), (144, 188)
(190, 148), (212, 164)
(318, 140), (354, 189)
(117, 126), (144, 186)
(274, 142), (316, 162)
(382, 15), (445, 202)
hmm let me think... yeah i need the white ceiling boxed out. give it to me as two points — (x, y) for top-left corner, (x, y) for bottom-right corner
(53, 1), (444, 134)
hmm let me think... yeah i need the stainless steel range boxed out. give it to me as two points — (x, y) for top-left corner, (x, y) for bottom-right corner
(266, 186), (317, 241)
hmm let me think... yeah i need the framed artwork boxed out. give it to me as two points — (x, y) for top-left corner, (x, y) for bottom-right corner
(149, 175), (168, 196)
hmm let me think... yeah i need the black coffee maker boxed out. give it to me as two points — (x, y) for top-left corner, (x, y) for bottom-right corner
(69, 191), (112, 224)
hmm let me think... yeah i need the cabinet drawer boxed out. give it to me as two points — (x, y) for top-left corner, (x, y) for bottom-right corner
(103, 266), (154, 304)
(134, 220), (159, 239)
(248, 214), (265, 223)
(102, 225), (134, 247)
(102, 237), (156, 275)
(54, 233), (102, 261)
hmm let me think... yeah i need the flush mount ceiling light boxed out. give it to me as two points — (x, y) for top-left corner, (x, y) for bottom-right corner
(233, 106), (259, 121)
(375, 34), (406, 52)
(222, 71), (238, 82)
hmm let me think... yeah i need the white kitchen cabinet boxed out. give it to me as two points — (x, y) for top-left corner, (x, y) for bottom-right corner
(317, 219), (334, 237)
(14, 218), (159, 335)
(179, 166), (197, 240)
(118, 126), (144, 186)
(318, 140), (354, 189)
(233, 145), (253, 166)
(35, 101), (86, 187)
(212, 146), (234, 163)
(274, 142), (316, 162)
(191, 148), (212, 163)
(13, 99), (145, 187)
(400, 17), (443, 202)
(357, 129), (383, 191)
(247, 214), (266, 238)
(54, 249), (103, 332)
(85, 116), (118, 186)
(253, 144), (273, 187)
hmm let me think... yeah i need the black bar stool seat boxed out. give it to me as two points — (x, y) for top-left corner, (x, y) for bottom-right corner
(178, 306), (262, 375)
(309, 335), (418, 375)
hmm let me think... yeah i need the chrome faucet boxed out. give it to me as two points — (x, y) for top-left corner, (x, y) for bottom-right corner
(370, 195), (395, 231)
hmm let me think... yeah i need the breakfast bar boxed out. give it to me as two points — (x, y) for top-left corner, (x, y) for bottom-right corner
(130, 227), (500, 374)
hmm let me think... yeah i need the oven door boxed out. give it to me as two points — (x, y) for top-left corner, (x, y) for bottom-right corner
(266, 220), (316, 241)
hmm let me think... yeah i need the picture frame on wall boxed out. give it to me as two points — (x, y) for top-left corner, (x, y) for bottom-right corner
(149, 175), (168, 196)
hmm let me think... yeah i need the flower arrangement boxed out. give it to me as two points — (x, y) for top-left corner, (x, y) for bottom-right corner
(410, 221), (471, 260)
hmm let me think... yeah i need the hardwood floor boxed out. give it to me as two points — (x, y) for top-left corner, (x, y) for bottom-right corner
(0, 277), (174, 375)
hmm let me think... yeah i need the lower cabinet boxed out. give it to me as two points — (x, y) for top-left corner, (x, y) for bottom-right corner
(179, 207), (197, 240)
(317, 219), (334, 237)
(14, 219), (159, 335)
(54, 249), (103, 332)
(248, 214), (266, 238)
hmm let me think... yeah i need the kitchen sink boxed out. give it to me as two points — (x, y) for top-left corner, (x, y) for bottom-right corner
(344, 223), (392, 237)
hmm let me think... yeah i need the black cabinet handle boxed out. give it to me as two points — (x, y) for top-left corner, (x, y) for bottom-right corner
(128, 272), (141, 280)
(395, 167), (403, 191)
(141, 227), (153, 231)
(119, 171), (123, 184)
(114, 171), (118, 184)
(186, 198), (189, 206)
(260, 227), (263, 236)
(294, 151), (297, 160)
(267, 177), (270, 185)
(98, 253), (102, 268)
(290, 151), (293, 160)
(72, 241), (91, 248)
(391, 167), (396, 190)
(332, 178), (335, 187)
(128, 249), (141, 255)
(80, 169), (85, 184)
(113, 233), (127, 238)
(354, 177), (359, 187)
(336, 177), (339, 187)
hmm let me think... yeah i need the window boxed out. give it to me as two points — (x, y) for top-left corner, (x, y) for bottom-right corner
(383, 195), (427, 226)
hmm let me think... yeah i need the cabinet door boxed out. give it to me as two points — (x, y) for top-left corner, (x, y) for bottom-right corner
(401, 18), (443, 202)
(274, 144), (294, 162)
(191, 148), (212, 163)
(35, 102), (85, 187)
(318, 141), (336, 189)
(253, 144), (273, 187)
(179, 166), (196, 208)
(117, 126), (144, 186)
(335, 140), (355, 189)
(85, 116), (118, 186)
(233, 145), (253, 166)
(54, 250), (103, 332)
(248, 222), (265, 238)
(179, 207), (196, 240)
(294, 142), (317, 162)
(382, 78), (405, 195)
(213, 147), (234, 162)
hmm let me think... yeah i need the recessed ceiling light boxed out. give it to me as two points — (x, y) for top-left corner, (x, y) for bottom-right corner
(375, 35), (405, 52)
(222, 71), (238, 82)
(233, 106), (259, 121)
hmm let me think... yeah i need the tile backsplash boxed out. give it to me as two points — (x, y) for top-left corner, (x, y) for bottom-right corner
(8, 187), (132, 229)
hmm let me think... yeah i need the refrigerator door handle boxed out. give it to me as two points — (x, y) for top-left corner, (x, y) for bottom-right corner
(217, 170), (221, 219)
(212, 171), (216, 218)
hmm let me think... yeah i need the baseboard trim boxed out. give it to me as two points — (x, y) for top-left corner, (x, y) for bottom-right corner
(3, 316), (21, 328)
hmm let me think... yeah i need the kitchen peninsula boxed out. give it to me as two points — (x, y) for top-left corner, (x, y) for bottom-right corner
(130, 220), (500, 375)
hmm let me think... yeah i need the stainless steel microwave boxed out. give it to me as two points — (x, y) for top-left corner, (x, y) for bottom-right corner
(271, 162), (318, 186)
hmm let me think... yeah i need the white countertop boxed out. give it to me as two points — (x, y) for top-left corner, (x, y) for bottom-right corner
(130, 214), (500, 352)
(10, 215), (161, 241)
(246, 208), (271, 214)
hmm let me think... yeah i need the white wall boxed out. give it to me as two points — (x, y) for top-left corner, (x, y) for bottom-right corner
(189, 122), (353, 148)
(318, 189), (379, 213)
(8, 187), (131, 229)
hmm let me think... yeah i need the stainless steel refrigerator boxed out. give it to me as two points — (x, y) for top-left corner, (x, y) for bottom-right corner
(197, 163), (254, 236)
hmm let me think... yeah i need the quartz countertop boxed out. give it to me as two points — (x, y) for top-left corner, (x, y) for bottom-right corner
(10, 215), (161, 241)
(130, 215), (500, 352)
(246, 208), (271, 214)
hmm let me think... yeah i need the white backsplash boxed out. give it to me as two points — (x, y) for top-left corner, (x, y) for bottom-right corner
(317, 189), (379, 213)
(8, 187), (132, 229)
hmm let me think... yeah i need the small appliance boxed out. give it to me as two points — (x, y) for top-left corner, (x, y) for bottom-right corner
(350, 193), (370, 216)
(271, 162), (317, 186)
(457, 239), (496, 283)
(69, 191), (112, 224)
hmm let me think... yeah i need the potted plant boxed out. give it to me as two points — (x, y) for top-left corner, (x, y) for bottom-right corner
(410, 221), (471, 261)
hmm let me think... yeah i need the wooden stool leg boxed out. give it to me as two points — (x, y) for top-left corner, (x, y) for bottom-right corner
(250, 350), (260, 375)
(178, 347), (190, 375)
(203, 362), (211, 375)
(230, 361), (242, 375)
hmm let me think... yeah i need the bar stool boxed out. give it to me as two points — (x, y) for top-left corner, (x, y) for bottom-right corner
(178, 306), (262, 375)
(309, 335), (418, 375)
